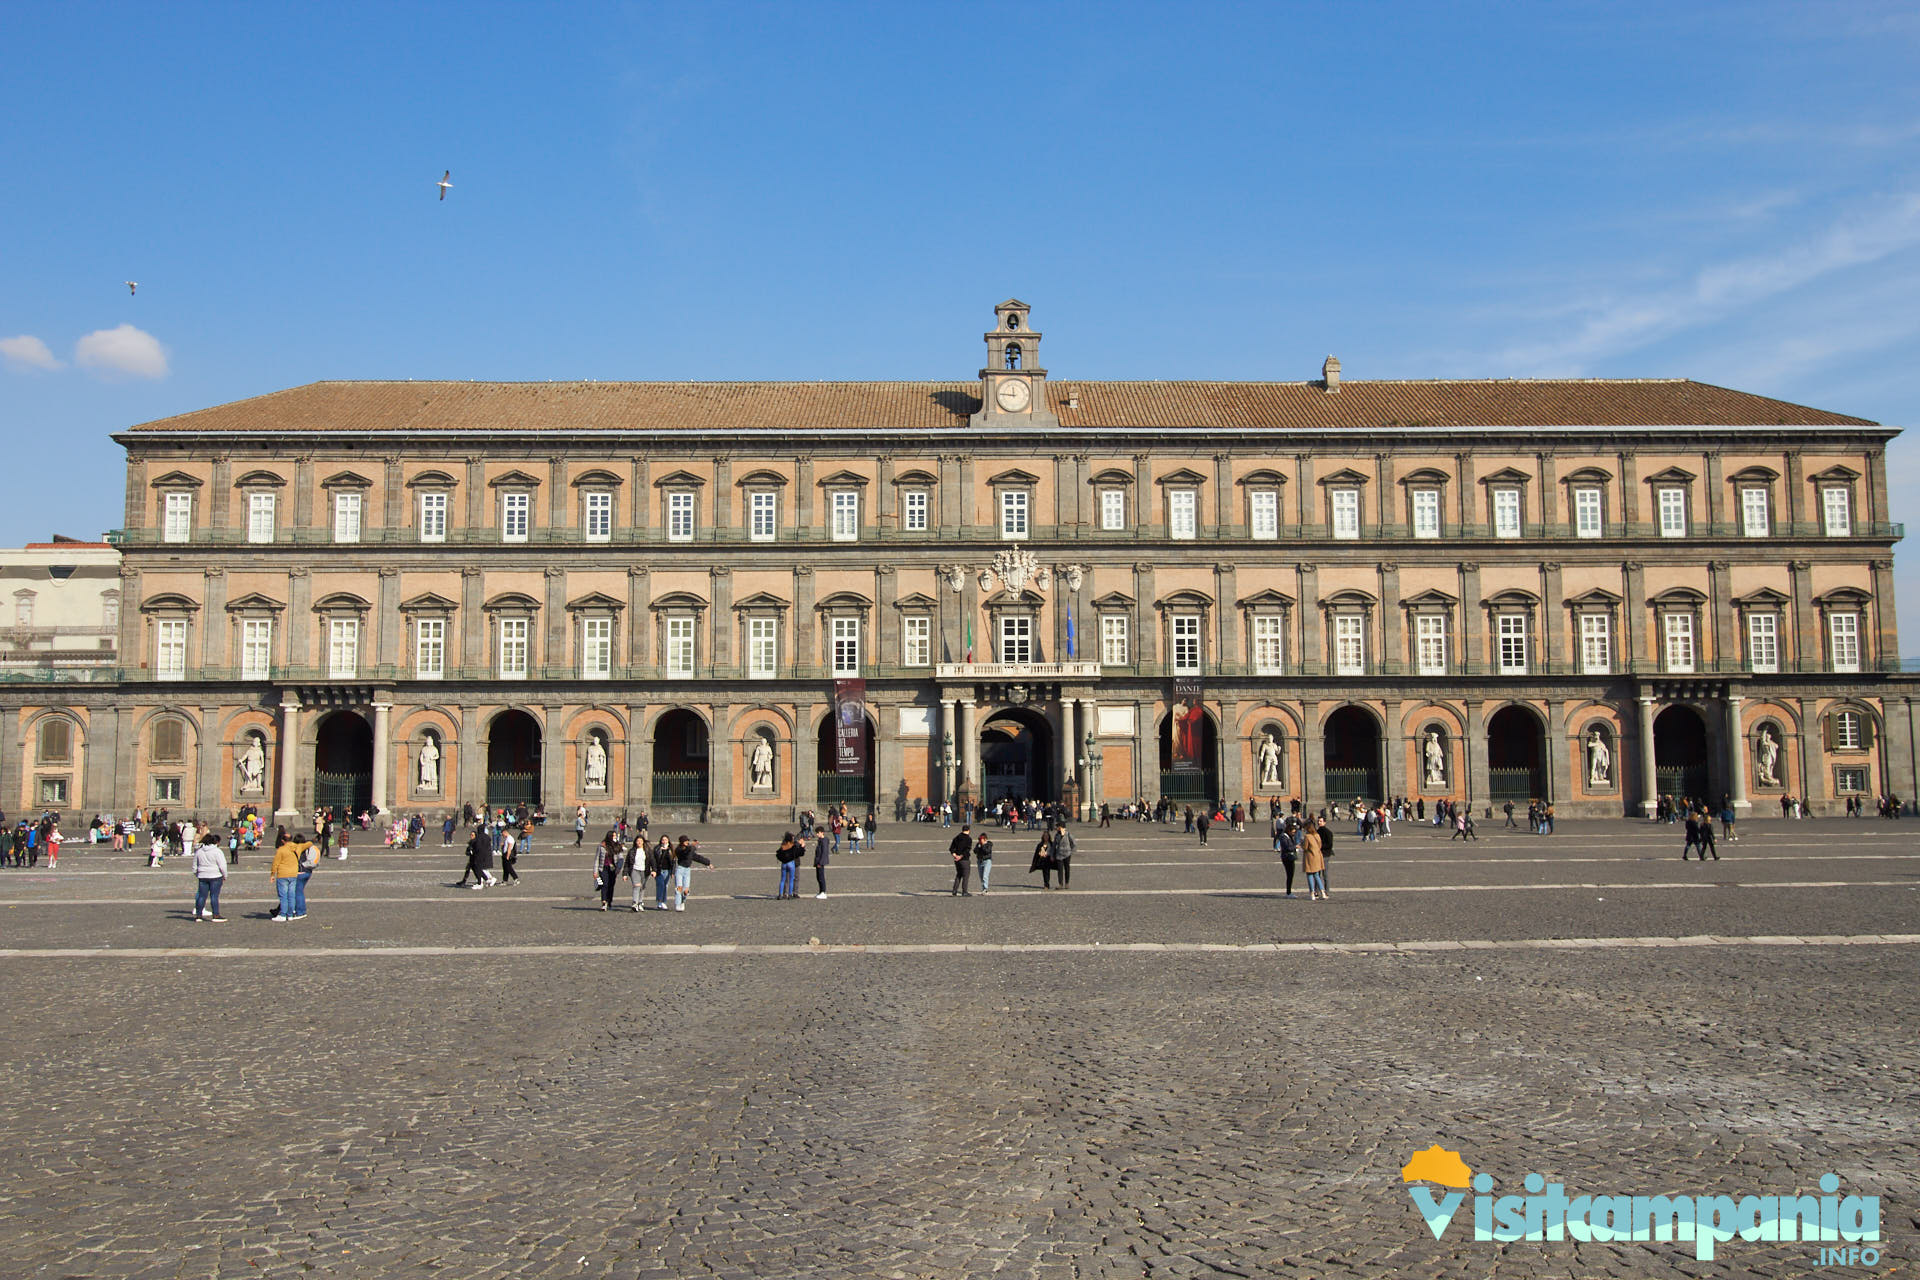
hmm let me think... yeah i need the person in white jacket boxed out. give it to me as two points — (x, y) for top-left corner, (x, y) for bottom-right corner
(191, 833), (229, 922)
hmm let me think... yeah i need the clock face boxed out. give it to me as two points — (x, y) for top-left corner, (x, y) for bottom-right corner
(996, 378), (1031, 412)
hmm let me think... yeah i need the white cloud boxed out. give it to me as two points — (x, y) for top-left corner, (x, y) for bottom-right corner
(0, 335), (63, 371)
(73, 324), (169, 380)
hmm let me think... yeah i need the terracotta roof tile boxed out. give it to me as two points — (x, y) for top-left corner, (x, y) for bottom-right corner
(122, 377), (1876, 434)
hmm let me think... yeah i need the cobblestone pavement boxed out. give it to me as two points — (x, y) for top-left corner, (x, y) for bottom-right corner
(0, 818), (1914, 1278)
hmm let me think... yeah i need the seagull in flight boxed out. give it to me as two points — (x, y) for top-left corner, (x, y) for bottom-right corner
(437, 170), (452, 200)
(126, 281), (138, 296)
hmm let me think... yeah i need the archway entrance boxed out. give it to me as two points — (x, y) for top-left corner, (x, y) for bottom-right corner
(981, 707), (1053, 805)
(650, 709), (709, 808)
(313, 711), (372, 813)
(1321, 706), (1382, 803)
(1158, 709), (1219, 804)
(1654, 706), (1711, 805)
(1486, 705), (1547, 805)
(816, 711), (875, 808)
(486, 710), (542, 808)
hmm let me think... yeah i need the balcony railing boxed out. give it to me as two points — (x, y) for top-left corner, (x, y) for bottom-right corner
(936, 661), (1102, 679)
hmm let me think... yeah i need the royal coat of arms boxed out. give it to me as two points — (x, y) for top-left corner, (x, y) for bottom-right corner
(983, 545), (1050, 597)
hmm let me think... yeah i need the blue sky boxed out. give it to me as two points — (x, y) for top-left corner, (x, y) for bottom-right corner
(6, 2), (1920, 637)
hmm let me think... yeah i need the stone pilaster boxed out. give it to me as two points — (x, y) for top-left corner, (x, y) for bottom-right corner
(1459, 562), (1483, 674)
(709, 567), (733, 674)
(543, 567), (566, 676)
(201, 568), (227, 671)
(1297, 563), (1319, 674)
(1378, 561), (1401, 674)
(793, 566), (816, 676)
(377, 567), (401, 673)
(460, 567), (483, 673)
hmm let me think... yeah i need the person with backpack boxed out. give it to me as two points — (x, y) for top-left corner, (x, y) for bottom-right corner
(1275, 818), (1298, 899)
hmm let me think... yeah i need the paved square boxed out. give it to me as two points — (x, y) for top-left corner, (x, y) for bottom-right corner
(0, 816), (1914, 1278)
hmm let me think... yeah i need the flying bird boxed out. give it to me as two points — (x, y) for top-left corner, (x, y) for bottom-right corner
(437, 170), (452, 200)
(126, 281), (138, 296)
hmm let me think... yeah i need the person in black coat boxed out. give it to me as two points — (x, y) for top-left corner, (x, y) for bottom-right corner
(461, 824), (494, 888)
(948, 826), (974, 896)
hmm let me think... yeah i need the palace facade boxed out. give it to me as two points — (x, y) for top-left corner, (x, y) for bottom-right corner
(19, 300), (1913, 821)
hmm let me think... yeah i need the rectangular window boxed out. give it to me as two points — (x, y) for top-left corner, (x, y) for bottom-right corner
(1249, 489), (1278, 540)
(1834, 712), (1863, 751)
(1573, 486), (1602, 538)
(1830, 612), (1861, 672)
(497, 618), (528, 679)
(749, 491), (777, 542)
(830, 617), (860, 676)
(580, 617), (612, 678)
(1411, 488), (1441, 539)
(1663, 613), (1695, 673)
(1000, 490), (1029, 539)
(1334, 614), (1364, 675)
(902, 489), (928, 532)
(1747, 613), (1778, 673)
(156, 619), (188, 678)
(247, 492), (276, 544)
(1169, 489), (1197, 540)
(1171, 614), (1201, 675)
(333, 491), (362, 543)
(831, 490), (860, 542)
(1497, 613), (1528, 674)
(1823, 487), (1852, 536)
(748, 617), (778, 678)
(666, 617), (695, 677)
(1492, 487), (1522, 539)
(1330, 487), (1359, 540)
(1657, 487), (1687, 538)
(584, 491), (613, 542)
(1740, 487), (1770, 537)
(1100, 488), (1126, 531)
(419, 491), (447, 542)
(1835, 765), (1868, 794)
(1579, 613), (1611, 675)
(39, 777), (68, 805)
(902, 616), (930, 668)
(666, 491), (694, 542)
(1415, 613), (1447, 675)
(153, 777), (182, 802)
(163, 492), (192, 543)
(502, 491), (530, 543)
(241, 619), (272, 680)
(15, 596), (30, 628)
(999, 615), (1032, 664)
(415, 618), (445, 679)
(1252, 614), (1284, 675)
(1100, 615), (1129, 667)
(328, 618), (359, 678)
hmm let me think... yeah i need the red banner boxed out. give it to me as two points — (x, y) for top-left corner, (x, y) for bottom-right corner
(1171, 678), (1205, 773)
(833, 678), (868, 776)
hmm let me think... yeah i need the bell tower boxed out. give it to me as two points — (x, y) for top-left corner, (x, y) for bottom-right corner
(972, 298), (1059, 429)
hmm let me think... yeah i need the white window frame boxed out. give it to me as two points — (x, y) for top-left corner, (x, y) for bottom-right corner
(1822, 486), (1852, 537)
(240, 618), (273, 680)
(999, 490), (1029, 540)
(333, 491), (363, 544)
(415, 617), (446, 680)
(666, 491), (695, 543)
(1835, 765), (1868, 794)
(1579, 613), (1611, 675)
(1171, 614), (1201, 675)
(830, 617), (860, 676)
(902, 616), (930, 668)
(1169, 489), (1198, 540)
(1330, 487), (1360, 540)
(998, 615), (1033, 664)
(327, 618), (359, 679)
(1657, 486), (1688, 538)
(1100, 614), (1129, 667)
(1411, 488), (1441, 539)
(902, 488), (929, 532)
(502, 491), (530, 543)
(162, 492), (192, 543)
(580, 616), (613, 679)
(1829, 612), (1861, 672)
(247, 492), (276, 544)
(1100, 488), (1126, 531)
(1333, 614), (1365, 676)
(1833, 711), (1863, 751)
(1740, 487), (1770, 537)
(666, 616), (695, 678)
(1251, 614), (1284, 675)
(1662, 613), (1695, 673)
(748, 617), (778, 678)
(1572, 486), (1602, 539)
(1747, 613), (1778, 673)
(831, 490), (860, 542)
(497, 617), (529, 680)
(1492, 487), (1522, 539)
(1248, 489), (1278, 540)
(1415, 613), (1447, 675)
(418, 491), (448, 543)
(749, 491), (778, 542)
(584, 491), (613, 543)
(1496, 613), (1528, 674)
(156, 618), (188, 678)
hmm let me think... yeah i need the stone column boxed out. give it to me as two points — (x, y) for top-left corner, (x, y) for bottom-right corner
(1726, 694), (1750, 814)
(1057, 698), (1076, 805)
(457, 705), (481, 812)
(540, 705), (565, 813)
(1544, 698), (1569, 805)
(1079, 697), (1098, 816)
(370, 700), (392, 815)
(1459, 562), (1483, 674)
(1379, 697), (1400, 801)
(1798, 695), (1827, 810)
(959, 698), (979, 806)
(1637, 692), (1658, 817)
(274, 691), (302, 819)
(1302, 698), (1323, 811)
(939, 698), (956, 802)
(1708, 560), (1733, 672)
(1297, 563), (1320, 674)
(1466, 701), (1489, 811)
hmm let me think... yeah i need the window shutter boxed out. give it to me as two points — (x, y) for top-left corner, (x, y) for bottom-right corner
(1821, 714), (1834, 752)
(1860, 713), (1875, 752)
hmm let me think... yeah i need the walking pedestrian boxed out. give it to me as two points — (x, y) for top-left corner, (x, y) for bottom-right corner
(650, 834), (674, 909)
(498, 825), (520, 883)
(775, 832), (801, 899)
(1196, 810), (1211, 846)
(949, 824), (974, 896)
(1698, 814), (1719, 861)
(672, 836), (711, 911)
(464, 823), (496, 889)
(1682, 813), (1702, 860)
(1030, 829), (1056, 889)
(1301, 821), (1328, 901)
(974, 833), (994, 893)
(1276, 820), (1298, 898)
(1051, 823), (1076, 889)
(811, 825), (831, 899)
(595, 833), (621, 909)
(191, 832), (228, 922)
(625, 836), (648, 910)
(575, 803), (588, 847)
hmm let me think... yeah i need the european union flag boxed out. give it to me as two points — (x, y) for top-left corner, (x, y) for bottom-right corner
(1066, 612), (1076, 659)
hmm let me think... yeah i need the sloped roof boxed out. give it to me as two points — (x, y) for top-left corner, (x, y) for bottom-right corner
(121, 377), (1877, 434)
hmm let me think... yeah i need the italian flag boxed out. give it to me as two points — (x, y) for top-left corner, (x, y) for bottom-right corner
(965, 619), (974, 664)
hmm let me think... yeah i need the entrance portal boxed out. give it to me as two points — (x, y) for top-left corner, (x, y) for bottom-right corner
(486, 710), (542, 808)
(1157, 708), (1219, 803)
(650, 709), (709, 808)
(1486, 705), (1547, 805)
(1653, 706), (1711, 805)
(313, 711), (373, 813)
(1321, 706), (1382, 803)
(980, 708), (1053, 804)
(816, 711), (875, 807)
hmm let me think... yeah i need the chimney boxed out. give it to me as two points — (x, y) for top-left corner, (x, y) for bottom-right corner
(1321, 355), (1341, 393)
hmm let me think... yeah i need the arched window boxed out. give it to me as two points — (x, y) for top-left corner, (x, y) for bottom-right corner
(151, 717), (186, 763)
(37, 719), (72, 764)
(1005, 342), (1022, 370)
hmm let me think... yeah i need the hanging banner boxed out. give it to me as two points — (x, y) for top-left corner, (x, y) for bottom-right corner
(833, 678), (868, 776)
(1171, 678), (1205, 773)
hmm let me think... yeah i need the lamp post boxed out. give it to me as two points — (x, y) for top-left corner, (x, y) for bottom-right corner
(1082, 729), (1099, 822)
(941, 729), (956, 807)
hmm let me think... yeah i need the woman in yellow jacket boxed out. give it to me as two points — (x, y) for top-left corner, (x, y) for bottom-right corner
(1300, 824), (1329, 902)
(269, 829), (314, 921)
